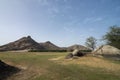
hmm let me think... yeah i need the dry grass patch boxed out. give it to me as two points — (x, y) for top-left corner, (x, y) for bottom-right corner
(3, 60), (47, 80)
(50, 55), (120, 73)
(7, 65), (47, 80)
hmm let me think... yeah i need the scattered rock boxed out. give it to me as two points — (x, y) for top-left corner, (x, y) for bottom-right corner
(72, 56), (79, 59)
(65, 53), (73, 59)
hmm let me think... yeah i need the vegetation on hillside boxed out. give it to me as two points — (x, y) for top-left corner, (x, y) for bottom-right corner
(103, 25), (120, 49)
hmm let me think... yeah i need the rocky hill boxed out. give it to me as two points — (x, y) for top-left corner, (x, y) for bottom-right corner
(0, 36), (90, 52)
(0, 36), (44, 51)
(67, 44), (91, 51)
(39, 41), (61, 50)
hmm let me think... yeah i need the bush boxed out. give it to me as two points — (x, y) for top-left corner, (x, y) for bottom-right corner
(28, 49), (67, 52)
(67, 50), (92, 53)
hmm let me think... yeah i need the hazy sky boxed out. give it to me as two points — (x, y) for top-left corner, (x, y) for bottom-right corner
(0, 0), (120, 47)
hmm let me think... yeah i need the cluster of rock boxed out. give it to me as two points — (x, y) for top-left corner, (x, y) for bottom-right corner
(65, 45), (120, 59)
(65, 49), (85, 59)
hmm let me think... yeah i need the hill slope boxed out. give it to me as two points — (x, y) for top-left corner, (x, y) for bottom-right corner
(39, 41), (61, 50)
(0, 36), (44, 51)
(67, 44), (91, 51)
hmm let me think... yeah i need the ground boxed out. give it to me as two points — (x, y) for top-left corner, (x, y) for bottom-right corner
(0, 52), (120, 80)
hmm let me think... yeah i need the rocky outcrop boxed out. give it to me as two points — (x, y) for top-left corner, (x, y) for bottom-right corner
(65, 49), (84, 59)
(0, 36), (44, 51)
(93, 45), (120, 60)
(93, 45), (120, 55)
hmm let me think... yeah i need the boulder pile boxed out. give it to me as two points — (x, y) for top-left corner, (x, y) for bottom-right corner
(65, 49), (84, 59)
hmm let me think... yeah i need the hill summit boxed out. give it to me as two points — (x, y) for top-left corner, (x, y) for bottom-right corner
(0, 36), (44, 51)
(0, 36), (90, 52)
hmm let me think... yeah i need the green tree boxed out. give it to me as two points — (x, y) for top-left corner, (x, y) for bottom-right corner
(103, 25), (120, 49)
(85, 36), (97, 50)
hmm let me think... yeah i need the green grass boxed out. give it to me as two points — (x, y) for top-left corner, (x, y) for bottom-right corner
(0, 52), (120, 80)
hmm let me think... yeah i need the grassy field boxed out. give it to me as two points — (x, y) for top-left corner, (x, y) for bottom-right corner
(0, 52), (120, 80)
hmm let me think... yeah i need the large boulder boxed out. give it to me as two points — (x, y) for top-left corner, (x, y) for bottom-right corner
(93, 45), (120, 60)
(65, 49), (84, 59)
(72, 49), (84, 57)
(93, 45), (120, 55)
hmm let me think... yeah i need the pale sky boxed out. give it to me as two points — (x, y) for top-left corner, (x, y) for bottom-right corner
(0, 0), (120, 47)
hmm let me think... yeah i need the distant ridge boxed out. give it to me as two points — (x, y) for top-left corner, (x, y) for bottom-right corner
(39, 41), (61, 50)
(67, 44), (91, 51)
(0, 36), (44, 51)
(0, 36), (90, 52)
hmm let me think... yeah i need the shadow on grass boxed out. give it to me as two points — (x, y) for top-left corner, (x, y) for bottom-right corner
(0, 60), (21, 80)
(102, 54), (120, 61)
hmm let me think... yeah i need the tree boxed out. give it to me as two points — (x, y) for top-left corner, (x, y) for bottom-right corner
(103, 25), (120, 49)
(85, 36), (97, 50)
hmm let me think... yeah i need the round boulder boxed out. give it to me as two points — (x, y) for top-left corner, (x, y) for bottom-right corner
(72, 49), (84, 57)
